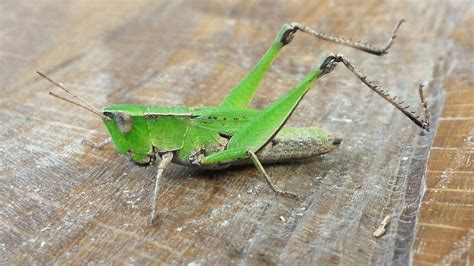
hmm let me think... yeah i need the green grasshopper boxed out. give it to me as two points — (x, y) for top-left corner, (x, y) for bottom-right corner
(38, 20), (430, 223)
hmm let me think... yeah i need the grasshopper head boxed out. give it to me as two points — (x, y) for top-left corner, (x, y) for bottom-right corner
(37, 72), (154, 164)
(102, 105), (154, 165)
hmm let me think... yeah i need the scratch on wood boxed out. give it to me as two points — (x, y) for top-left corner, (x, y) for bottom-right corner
(440, 231), (474, 264)
(417, 223), (474, 232)
(92, 219), (177, 254)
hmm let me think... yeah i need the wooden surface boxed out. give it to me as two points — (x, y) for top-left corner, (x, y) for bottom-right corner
(411, 9), (474, 265)
(1, 1), (472, 264)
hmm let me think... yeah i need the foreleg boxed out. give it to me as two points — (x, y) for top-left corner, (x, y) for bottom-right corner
(150, 152), (173, 225)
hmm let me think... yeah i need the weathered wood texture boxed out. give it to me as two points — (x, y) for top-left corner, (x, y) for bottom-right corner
(0, 1), (471, 265)
(411, 9), (474, 265)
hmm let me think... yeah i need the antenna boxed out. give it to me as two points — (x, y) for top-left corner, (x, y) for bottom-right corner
(36, 71), (111, 121)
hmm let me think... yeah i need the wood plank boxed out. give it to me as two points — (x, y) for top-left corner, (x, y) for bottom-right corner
(411, 9), (474, 264)
(0, 0), (471, 264)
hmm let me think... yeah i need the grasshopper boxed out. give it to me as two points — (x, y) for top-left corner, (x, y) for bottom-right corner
(38, 20), (430, 223)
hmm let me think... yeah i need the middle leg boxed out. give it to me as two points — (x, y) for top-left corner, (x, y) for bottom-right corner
(248, 150), (299, 200)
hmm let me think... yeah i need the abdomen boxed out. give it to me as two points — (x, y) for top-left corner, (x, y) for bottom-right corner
(174, 127), (341, 169)
(256, 127), (341, 163)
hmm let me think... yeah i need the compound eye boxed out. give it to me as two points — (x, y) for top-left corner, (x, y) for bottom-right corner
(113, 112), (133, 134)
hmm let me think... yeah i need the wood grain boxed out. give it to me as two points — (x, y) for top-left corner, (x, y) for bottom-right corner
(411, 12), (474, 264)
(1, 0), (471, 264)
